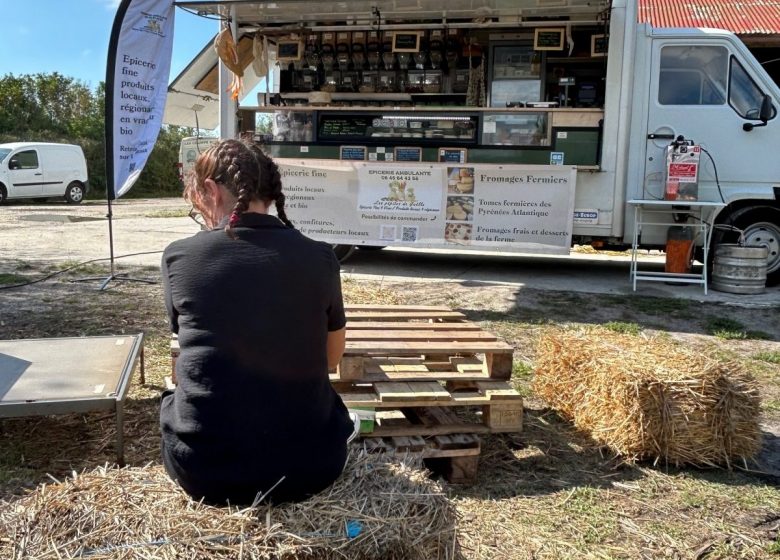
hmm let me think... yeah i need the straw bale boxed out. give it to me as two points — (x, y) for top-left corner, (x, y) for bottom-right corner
(533, 328), (762, 467)
(0, 451), (457, 560)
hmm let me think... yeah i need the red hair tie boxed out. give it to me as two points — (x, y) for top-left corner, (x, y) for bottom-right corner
(228, 212), (240, 227)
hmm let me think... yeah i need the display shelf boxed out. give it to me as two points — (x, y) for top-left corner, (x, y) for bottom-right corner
(627, 200), (724, 295)
(546, 56), (603, 63)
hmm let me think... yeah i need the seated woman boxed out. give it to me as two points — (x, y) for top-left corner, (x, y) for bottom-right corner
(160, 139), (355, 505)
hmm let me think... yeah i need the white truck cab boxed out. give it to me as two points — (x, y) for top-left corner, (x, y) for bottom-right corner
(0, 142), (89, 204)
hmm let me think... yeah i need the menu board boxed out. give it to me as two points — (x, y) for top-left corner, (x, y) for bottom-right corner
(591, 34), (607, 57)
(534, 28), (564, 51)
(277, 40), (302, 61)
(393, 32), (420, 52)
(438, 148), (468, 163)
(319, 117), (370, 139)
(340, 145), (368, 160)
(394, 147), (423, 162)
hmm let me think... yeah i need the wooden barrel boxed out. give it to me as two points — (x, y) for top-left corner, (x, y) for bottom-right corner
(711, 244), (769, 294)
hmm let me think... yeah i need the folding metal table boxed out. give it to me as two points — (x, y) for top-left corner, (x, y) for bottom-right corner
(0, 334), (144, 465)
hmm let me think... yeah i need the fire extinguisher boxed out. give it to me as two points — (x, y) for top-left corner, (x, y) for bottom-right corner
(664, 136), (701, 201)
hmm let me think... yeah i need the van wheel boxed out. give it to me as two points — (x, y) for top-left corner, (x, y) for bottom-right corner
(0, 184), (6, 205)
(332, 244), (355, 263)
(65, 182), (84, 204)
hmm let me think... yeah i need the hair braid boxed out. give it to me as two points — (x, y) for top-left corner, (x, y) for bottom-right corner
(189, 138), (294, 236)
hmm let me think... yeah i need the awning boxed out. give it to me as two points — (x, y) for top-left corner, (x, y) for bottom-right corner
(174, 0), (608, 24)
(638, 0), (780, 35)
(163, 34), (266, 129)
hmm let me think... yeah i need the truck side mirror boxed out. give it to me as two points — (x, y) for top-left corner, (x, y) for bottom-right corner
(743, 94), (774, 131)
(7, 159), (19, 170)
(759, 94), (773, 122)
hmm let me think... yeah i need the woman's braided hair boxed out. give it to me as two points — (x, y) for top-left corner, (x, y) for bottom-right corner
(185, 139), (293, 237)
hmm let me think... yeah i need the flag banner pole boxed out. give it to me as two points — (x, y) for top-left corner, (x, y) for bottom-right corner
(80, 0), (176, 289)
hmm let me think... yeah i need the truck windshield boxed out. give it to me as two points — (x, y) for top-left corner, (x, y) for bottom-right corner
(0, 149), (10, 163)
(659, 45), (727, 105)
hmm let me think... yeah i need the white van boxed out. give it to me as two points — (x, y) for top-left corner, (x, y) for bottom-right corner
(0, 142), (89, 204)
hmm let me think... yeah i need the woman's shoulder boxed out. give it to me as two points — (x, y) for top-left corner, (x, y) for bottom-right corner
(163, 229), (223, 260)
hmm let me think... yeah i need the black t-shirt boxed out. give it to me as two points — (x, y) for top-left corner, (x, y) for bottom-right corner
(159, 212), (352, 505)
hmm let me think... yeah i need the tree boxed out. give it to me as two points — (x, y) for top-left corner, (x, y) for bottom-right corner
(0, 73), (198, 199)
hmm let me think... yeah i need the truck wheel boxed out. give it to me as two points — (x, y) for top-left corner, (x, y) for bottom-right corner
(65, 182), (84, 204)
(0, 184), (6, 205)
(332, 244), (355, 262)
(716, 206), (780, 286)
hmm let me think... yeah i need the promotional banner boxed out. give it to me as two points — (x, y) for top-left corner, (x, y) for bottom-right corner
(278, 160), (577, 254)
(106, 0), (175, 199)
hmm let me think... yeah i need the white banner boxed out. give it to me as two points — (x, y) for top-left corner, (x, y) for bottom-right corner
(107, 0), (175, 199)
(279, 160), (577, 254)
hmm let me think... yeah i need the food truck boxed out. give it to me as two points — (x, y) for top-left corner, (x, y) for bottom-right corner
(167, 0), (780, 284)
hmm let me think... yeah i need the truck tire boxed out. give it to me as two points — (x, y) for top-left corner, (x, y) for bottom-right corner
(0, 184), (6, 205)
(65, 182), (84, 204)
(715, 205), (780, 286)
(332, 244), (356, 263)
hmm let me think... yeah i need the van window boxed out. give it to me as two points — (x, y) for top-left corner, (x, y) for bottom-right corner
(729, 56), (773, 119)
(0, 148), (10, 163)
(10, 150), (39, 169)
(659, 46), (727, 105)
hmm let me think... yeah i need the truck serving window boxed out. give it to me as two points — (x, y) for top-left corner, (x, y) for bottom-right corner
(728, 57), (774, 119)
(658, 46), (727, 105)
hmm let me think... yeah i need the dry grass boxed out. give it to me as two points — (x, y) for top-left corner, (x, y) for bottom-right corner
(0, 453), (457, 560)
(0, 269), (778, 559)
(534, 327), (762, 467)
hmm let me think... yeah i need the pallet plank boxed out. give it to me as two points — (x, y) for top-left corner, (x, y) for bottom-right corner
(374, 381), (453, 402)
(347, 330), (498, 341)
(346, 311), (466, 321)
(345, 341), (513, 354)
(346, 321), (482, 330)
(346, 304), (455, 312)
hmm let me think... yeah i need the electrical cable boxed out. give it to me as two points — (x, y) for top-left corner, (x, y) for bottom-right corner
(699, 146), (725, 204)
(0, 250), (164, 291)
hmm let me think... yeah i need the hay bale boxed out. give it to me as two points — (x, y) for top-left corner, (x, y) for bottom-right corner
(533, 328), (761, 467)
(0, 452), (457, 559)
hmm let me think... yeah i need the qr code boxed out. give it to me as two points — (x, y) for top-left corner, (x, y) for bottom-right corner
(379, 225), (397, 241)
(401, 226), (418, 242)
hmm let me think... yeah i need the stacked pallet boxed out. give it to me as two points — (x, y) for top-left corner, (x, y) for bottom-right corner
(170, 305), (522, 483)
(335, 305), (522, 483)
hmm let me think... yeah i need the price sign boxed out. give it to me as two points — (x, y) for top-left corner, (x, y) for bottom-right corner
(394, 147), (423, 162)
(438, 148), (467, 163)
(340, 145), (368, 161)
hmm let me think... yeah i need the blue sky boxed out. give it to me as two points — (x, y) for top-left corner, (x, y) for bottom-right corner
(0, 0), (217, 89)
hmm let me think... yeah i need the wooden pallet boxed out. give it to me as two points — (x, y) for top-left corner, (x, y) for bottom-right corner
(359, 432), (481, 484)
(335, 380), (523, 433)
(339, 305), (514, 382)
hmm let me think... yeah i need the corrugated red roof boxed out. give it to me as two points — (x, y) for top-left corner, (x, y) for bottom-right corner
(638, 0), (780, 34)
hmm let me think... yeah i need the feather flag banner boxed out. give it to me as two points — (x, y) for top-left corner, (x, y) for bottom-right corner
(105, 0), (175, 199)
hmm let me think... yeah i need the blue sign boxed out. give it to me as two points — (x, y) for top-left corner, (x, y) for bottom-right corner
(550, 152), (564, 165)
